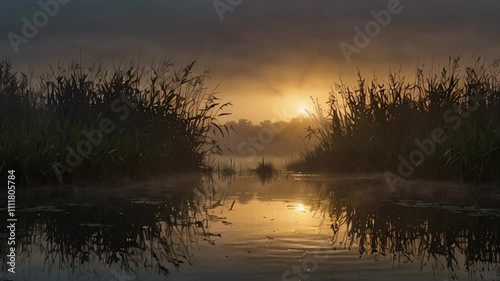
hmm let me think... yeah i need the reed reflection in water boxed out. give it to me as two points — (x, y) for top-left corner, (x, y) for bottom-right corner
(1, 174), (499, 280)
(0, 176), (227, 279)
(311, 179), (500, 280)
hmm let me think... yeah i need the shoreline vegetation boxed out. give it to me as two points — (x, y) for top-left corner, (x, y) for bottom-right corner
(2, 57), (499, 188)
(0, 59), (231, 185)
(289, 57), (500, 187)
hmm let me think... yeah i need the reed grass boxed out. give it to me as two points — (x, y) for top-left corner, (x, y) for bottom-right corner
(289, 57), (500, 185)
(255, 158), (276, 184)
(0, 59), (231, 185)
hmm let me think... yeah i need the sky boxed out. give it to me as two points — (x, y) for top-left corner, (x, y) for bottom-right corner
(1, 0), (499, 122)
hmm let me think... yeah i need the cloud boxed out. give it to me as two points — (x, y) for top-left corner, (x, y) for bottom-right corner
(1, 0), (499, 121)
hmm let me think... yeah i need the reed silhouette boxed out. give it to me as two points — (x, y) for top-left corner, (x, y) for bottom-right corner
(255, 158), (276, 184)
(0, 59), (230, 185)
(290, 57), (500, 185)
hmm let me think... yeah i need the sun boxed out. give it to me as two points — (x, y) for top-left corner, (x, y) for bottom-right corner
(297, 104), (309, 115)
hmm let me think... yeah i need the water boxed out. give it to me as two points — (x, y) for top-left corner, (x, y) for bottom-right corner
(2, 173), (500, 281)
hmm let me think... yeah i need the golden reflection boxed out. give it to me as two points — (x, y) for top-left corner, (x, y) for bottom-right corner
(296, 203), (307, 213)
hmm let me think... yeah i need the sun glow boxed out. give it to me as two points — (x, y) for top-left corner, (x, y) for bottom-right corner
(296, 203), (307, 213)
(297, 104), (309, 115)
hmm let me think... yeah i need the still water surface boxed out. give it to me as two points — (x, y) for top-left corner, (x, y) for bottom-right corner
(1, 173), (500, 281)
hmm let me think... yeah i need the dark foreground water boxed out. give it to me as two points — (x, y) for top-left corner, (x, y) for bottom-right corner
(1, 173), (500, 281)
